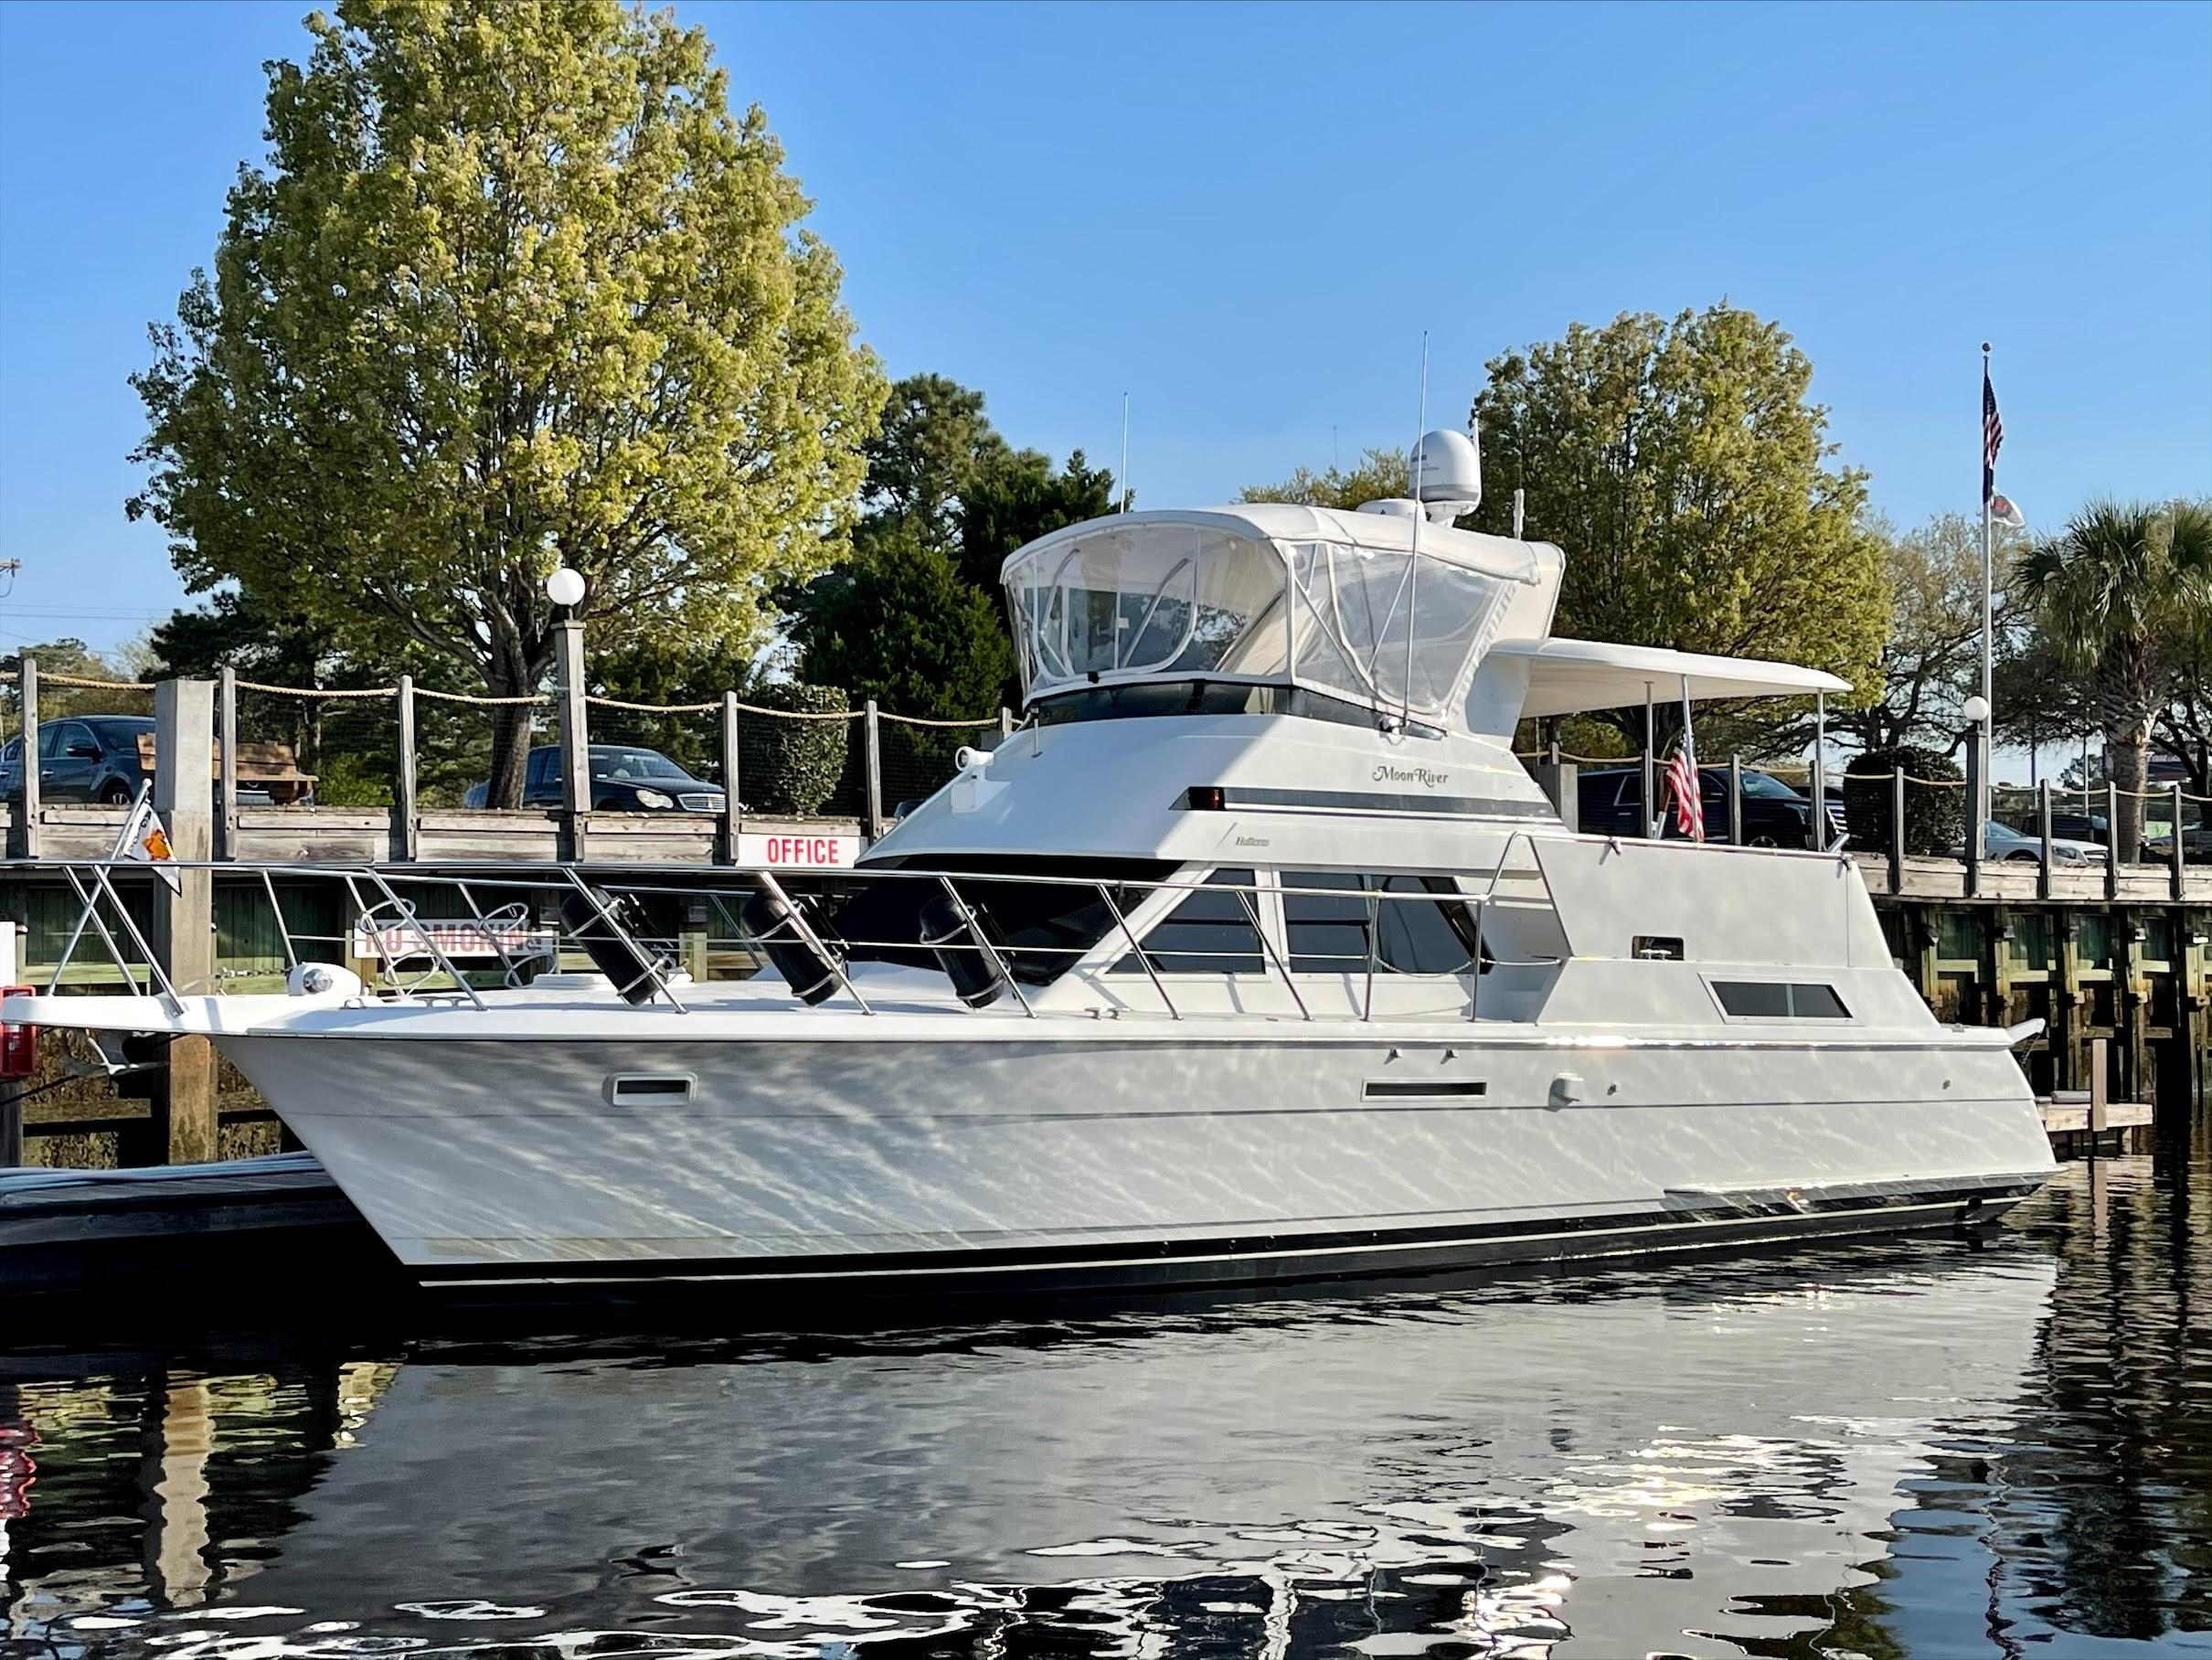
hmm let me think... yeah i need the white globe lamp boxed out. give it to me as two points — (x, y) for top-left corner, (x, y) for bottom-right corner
(1962, 695), (1991, 726)
(545, 567), (587, 608)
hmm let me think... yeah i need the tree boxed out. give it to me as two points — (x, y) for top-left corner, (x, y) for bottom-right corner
(790, 530), (1014, 720)
(128, 0), (883, 805)
(1467, 303), (1887, 744)
(1240, 449), (1409, 513)
(788, 373), (1111, 712)
(1834, 512), (2030, 755)
(2015, 499), (2212, 855)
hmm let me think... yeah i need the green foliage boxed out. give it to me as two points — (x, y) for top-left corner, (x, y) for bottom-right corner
(1468, 303), (1887, 743)
(1239, 449), (1409, 512)
(128, 0), (883, 804)
(790, 372), (1111, 715)
(1837, 512), (2031, 753)
(1, 638), (147, 726)
(739, 682), (849, 817)
(1845, 746), (1964, 856)
(791, 532), (1013, 720)
(2015, 498), (2212, 852)
(314, 750), (396, 807)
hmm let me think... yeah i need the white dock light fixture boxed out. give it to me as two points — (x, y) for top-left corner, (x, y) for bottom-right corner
(1962, 695), (1991, 726)
(546, 566), (587, 609)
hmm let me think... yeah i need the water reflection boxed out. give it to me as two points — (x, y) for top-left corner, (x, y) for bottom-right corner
(4, 1150), (2210, 1658)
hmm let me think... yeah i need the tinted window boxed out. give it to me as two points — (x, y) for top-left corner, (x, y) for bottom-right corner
(526, 749), (553, 788)
(1283, 872), (1369, 972)
(1282, 872), (1479, 976)
(85, 718), (151, 747)
(1714, 981), (1849, 1018)
(49, 721), (94, 757)
(1739, 771), (1803, 801)
(37, 724), (62, 759)
(1122, 868), (1262, 974)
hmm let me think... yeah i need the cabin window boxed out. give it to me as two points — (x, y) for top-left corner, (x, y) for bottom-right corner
(835, 857), (1175, 986)
(1712, 980), (1851, 1019)
(1281, 872), (1482, 975)
(1116, 868), (1264, 974)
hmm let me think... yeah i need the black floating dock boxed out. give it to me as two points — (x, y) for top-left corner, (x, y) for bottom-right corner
(1, 1153), (390, 1305)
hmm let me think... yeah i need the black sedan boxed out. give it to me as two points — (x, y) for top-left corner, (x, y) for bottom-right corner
(463, 743), (727, 813)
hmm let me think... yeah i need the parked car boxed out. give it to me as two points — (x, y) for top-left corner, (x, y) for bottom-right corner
(1973, 819), (2107, 865)
(1575, 764), (1823, 846)
(462, 743), (727, 813)
(0, 715), (155, 803)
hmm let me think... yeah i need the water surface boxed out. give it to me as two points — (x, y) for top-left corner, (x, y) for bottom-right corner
(5, 1147), (2209, 1658)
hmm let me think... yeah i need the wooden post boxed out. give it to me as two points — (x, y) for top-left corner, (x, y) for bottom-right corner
(1728, 754), (1744, 848)
(2172, 782), (2187, 901)
(0, 921), (19, 1167)
(863, 697), (884, 839)
(2037, 781), (2055, 901)
(394, 674), (419, 862)
(1000, 707), (1015, 740)
(681, 899), (710, 984)
(556, 620), (590, 864)
(1889, 766), (1905, 895)
(217, 666), (239, 861)
(719, 691), (740, 866)
(18, 653), (38, 861)
(2104, 782), (2121, 899)
(2090, 1034), (2110, 1135)
(152, 678), (217, 1166)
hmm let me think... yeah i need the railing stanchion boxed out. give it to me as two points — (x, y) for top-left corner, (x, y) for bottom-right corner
(555, 867), (683, 1014)
(89, 866), (186, 1016)
(54, 866), (142, 997)
(362, 870), (491, 1012)
(260, 867), (299, 972)
(934, 875), (1035, 1018)
(756, 868), (871, 1014)
(1097, 881), (1175, 1019)
(1728, 753), (1744, 848)
(1234, 884), (1309, 1021)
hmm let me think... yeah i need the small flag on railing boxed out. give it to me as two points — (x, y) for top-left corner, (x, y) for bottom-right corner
(119, 794), (181, 894)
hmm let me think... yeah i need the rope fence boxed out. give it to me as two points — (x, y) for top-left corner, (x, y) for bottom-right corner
(0, 645), (2205, 876)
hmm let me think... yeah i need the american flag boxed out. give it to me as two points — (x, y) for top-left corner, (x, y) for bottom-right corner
(1983, 367), (2004, 504)
(1664, 739), (1705, 840)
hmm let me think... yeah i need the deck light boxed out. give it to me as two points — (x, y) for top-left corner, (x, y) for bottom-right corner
(546, 567), (587, 608)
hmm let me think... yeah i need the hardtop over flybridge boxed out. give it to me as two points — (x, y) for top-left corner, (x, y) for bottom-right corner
(1, 427), (2056, 1295)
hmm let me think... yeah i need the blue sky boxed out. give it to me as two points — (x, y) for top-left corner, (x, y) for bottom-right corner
(1, 0), (2207, 661)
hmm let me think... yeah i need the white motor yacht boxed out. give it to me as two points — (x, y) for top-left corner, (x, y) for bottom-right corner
(2, 431), (2056, 1294)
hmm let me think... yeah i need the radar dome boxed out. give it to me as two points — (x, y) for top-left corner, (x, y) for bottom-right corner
(1409, 428), (1482, 514)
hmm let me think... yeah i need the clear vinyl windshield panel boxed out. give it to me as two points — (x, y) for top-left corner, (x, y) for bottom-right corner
(1006, 522), (1511, 721)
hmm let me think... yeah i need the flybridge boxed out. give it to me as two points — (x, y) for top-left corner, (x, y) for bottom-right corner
(999, 500), (1550, 732)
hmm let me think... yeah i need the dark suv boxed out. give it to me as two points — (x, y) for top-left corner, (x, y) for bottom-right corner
(463, 743), (727, 813)
(0, 715), (156, 803)
(1575, 764), (1823, 846)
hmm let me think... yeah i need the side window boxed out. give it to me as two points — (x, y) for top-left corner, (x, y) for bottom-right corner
(1615, 772), (1641, 809)
(37, 723), (63, 760)
(1281, 872), (1480, 976)
(1374, 875), (1478, 974)
(1118, 868), (1262, 974)
(526, 750), (553, 790)
(51, 721), (92, 758)
(1713, 981), (1851, 1019)
(1283, 872), (1368, 972)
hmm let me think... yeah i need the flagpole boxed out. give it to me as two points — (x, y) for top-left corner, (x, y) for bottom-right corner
(1980, 341), (1994, 837)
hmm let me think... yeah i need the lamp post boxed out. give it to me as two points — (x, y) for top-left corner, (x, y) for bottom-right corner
(548, 568), (590, 855)
(1962, 694), (1990, 894)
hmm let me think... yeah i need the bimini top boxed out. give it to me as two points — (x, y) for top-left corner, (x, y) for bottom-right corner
(1491, 636), (1852, 718)
(1000, 505), (1548, 725)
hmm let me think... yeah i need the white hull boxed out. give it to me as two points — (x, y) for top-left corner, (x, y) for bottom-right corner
(217, 1021), (2054, 1290)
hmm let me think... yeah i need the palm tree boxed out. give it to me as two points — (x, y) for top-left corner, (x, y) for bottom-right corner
(2015, 500), (2212, 857)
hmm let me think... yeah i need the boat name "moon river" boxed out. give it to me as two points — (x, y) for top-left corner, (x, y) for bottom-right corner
(1372, 764), (1450, 788)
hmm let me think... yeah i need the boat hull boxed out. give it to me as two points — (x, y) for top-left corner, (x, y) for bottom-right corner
(214, 1027), (2056, 1294)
